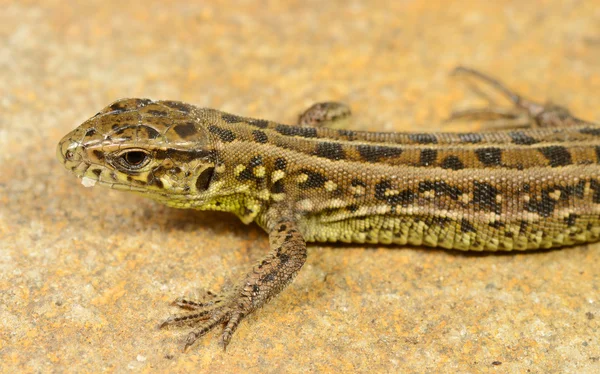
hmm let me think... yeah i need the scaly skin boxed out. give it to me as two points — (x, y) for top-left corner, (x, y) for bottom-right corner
(57, 68), (600, 350)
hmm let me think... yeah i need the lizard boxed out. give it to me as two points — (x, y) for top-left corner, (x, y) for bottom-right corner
(56, 67), (600, 351)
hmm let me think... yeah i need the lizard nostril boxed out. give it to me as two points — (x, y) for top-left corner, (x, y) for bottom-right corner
(65, 150), (74, 160)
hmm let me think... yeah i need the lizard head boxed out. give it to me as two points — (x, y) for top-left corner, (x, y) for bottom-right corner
(57, 98), (221, 208)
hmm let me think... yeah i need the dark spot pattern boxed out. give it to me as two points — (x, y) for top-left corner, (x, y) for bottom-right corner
(509, 131), (538, 145)
(196, 166), (215, 192)
(374, 180), (415, 206)
(409, 133), (438, 144)
(136, 99), (153, 106)
(539, 146), (572, 167)
(595, 146), (600, 163)
(146, 168), (164, 188)
(221, 113), (244, 123)
(252, 130), (268, 144)
(271, 180), (285, 193)
(430, 216), (452, 228)
(530, 183), (581, 218)
(92, 169), (102, 177)
(526, 196), (556, 217)
(519, 221), (528, 234)
(357, 145), (403, 163)
(173, 122), (197, 138)
(85, 128), (96, 137)
(147, 110), (168, 116)
(337, 129), (356, 141)
(488, 221), (505, 229)
(314, 142), (345, 160)
(590, 180), (600, 204)
(565, 214), (579, 227)
(571, 180), (586, 199)
(141, 125), (160, 139)
(475, 147), (503, 166)
(580, 127), (600, 136)
(458, 133), (483, 143)
(275, 124), (317, 138)
(460, 218), (476, 233)
(298, 169), (327, 189)
(473, 181), (501, 214)
(262, 272), (276, 282)
(237, 156), (264, 181)
(278, 252), (290, 264)
(441, 156), (465, 170)
(351, 179), (366, 187)
(108, 102), (128, 113)
(248, 119), (269, 128)
(347, 204), (359, 213)
(418, 180), (462, 200)
(93, 150), (104, 160)
(420, 149), (437, 166)
(208, 125), (236, 142)
(161, 101), (191, 113)
(274, 157), (287, 170)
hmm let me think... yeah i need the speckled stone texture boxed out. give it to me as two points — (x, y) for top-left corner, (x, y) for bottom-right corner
(1, 0), (599, 372)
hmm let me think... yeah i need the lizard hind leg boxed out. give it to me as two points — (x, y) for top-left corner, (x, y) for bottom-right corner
(448, 66), (588, 129)
(297, 101), (352, 128)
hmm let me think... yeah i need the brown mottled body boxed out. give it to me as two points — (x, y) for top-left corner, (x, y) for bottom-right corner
(57, 68), (600, 350)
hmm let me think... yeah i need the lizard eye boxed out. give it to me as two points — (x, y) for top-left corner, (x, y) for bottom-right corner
(116, 150), (150, 169)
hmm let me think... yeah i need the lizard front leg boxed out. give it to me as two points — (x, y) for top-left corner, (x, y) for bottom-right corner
(160, 212), (307, 351)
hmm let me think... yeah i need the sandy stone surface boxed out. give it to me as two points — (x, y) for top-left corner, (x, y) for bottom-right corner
(1, 0), (600, 372)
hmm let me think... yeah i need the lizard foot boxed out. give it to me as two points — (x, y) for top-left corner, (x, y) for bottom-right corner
(448, 66), (586, 129)
(160, 288), (248, 351)
(298, 101), (352, 128)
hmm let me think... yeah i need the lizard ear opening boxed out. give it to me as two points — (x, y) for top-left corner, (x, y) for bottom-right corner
(195, 166), (215, 192)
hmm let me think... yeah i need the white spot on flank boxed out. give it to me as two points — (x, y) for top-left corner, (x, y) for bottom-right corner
(296, 199), (314, 211)
(215, 164), (226, 173)
(351, 185), (366, 196)
(271, 193), (286, 201)
(296, 173), (309, 183)
(272, 170), (285, 182)
(81, 177), (97, 188)
(326, 199), (346, 208)
(254, 166), (266, 178)
(257, 189), (270, 200)
(234, 164), (246, 176)
(324, 181), (337, 191)
(548, 190), (562, 201)
(235, 184), (250, 192)
(460, 193), (470, 204)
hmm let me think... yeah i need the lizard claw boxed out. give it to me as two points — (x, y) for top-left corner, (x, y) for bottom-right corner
(160, 289), (247, 351)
